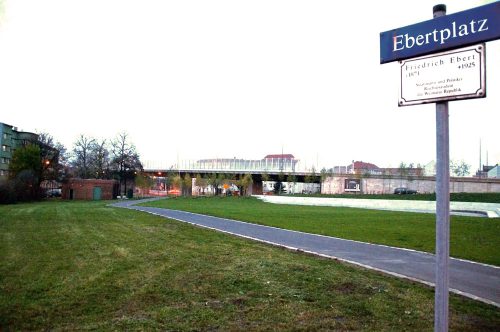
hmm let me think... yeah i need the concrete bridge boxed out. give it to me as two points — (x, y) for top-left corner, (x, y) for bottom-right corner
(142, 168), (321, 195)
(142, 156), (323, 194)
(140, 160), (500, 196)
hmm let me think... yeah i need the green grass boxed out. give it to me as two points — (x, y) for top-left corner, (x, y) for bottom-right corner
(292, 192), (500, 203)
(1, 200), (498, 330)
(143, 196), (500, 266)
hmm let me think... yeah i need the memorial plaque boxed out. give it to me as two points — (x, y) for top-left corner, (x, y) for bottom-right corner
(399, 44), (485, 106)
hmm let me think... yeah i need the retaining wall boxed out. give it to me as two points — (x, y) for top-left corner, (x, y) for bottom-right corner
(321, 175), (500, 195)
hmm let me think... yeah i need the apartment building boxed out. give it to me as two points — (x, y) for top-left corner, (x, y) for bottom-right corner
(0, 122), (38, 179)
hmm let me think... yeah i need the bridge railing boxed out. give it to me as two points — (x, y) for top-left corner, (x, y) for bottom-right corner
(144, 158), (320, 173)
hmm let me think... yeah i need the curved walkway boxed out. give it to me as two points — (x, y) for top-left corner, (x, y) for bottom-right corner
(111, 199), (500, 307)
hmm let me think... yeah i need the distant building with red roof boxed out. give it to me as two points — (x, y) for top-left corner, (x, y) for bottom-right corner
(346, 160), (424, 176)
(348, 161), (381, 175)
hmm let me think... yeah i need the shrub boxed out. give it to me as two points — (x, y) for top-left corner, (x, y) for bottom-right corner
(0, 180), (17, 204)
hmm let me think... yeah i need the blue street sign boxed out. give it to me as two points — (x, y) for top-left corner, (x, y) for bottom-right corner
(380, 1), (500, 64)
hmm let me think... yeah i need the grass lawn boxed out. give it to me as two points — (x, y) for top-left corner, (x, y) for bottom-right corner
(0, 200), (498, 330)
(143, 196), (500, 266)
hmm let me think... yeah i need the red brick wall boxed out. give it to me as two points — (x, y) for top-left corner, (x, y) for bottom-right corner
(62, 179), (118, 200)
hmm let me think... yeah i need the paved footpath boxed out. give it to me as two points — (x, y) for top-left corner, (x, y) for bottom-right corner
(112, 199), (500, 307)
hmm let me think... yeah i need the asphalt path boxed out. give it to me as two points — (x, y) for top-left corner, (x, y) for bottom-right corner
(111, 199), (500, 307)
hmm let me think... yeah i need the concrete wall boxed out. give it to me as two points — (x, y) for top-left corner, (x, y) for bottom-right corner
(321, 175), (500, 194)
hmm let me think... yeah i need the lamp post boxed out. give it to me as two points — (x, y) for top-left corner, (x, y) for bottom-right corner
(158, 172), (162, 191)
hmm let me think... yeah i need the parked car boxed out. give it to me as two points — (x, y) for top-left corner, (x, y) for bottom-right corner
(394, 187), (417, 195)
(46, 188), (62, 197)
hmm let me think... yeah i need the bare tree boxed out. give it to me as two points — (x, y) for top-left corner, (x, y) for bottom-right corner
(398, 162), (408, 176)
(72, 135), (96, 179)
(90, 139), (109, 179)
(110, 132), (142, 196)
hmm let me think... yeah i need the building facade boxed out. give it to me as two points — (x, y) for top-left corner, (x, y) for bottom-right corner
(0, 123), (39, 179)
(62, 179), (119, 200)
(193, 154), (300, 172)
(488, 165), (500, 178)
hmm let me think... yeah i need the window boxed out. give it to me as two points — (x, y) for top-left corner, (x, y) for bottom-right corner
(2, 133), (7, 139)
(1, 145), (7, 152)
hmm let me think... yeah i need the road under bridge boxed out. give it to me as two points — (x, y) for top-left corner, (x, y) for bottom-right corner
(143, 169), (321, 195)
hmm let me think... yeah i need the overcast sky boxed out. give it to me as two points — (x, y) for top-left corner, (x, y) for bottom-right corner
(0, 0), (498, 171)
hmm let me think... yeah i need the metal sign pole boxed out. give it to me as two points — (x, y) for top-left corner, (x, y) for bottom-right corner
(433, 5), (450, 332)
(435, 100), (450, 332)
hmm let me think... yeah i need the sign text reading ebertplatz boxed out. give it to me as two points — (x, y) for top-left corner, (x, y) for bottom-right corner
(380, 2), (500, 64)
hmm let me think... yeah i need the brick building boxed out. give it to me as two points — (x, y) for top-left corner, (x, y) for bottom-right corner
(62, 179), (119, 200)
